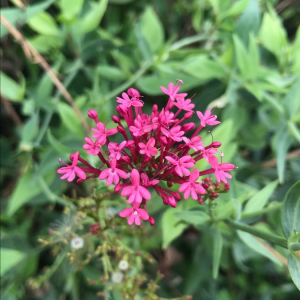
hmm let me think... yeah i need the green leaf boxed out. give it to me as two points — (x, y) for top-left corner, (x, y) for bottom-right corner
(162, 205), (188, 249)
(57, 102), (84, 136)
(281, 180), (300, 239)
(272, 124), (293, 183)
(244, 180), (278, 214)
(0, 248), (26, 276)
(182, 55), (226, 81)
(0, 71), (25, 102)
(174, 210), (210, 225)
(6, 172), (41, 216)
(80, 0), (108, 34)
(139, 6), (165, 53)
(233, 35), (257, 80)
(259, 10), (287, 60)
(221, 0), (251, 19)
(21, 113), (39, 143)
(136, 72), (200, 95)
(283, 77), (300, 118)
(237, 231), (283, 265)
(59, 0), (84, 20)
(234, 0), (261, 44)
(97, 65), (126, 82)
(47, 129), (70, 154)
(0, 0), (54, 38)
(28, 12), (60, 37)
(212, 225), (223, 279)
(28, 35), (63, 53)
(288, 253), (300, 290)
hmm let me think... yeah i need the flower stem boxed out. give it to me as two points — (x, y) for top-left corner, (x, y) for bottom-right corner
(241, 202), (283, 219)
(226, 218), (287, 249)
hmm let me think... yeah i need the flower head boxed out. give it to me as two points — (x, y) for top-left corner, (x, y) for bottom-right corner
(58, 81), (235, 226)
(118, 260), (129, 271)
(139, 138), (158, 157)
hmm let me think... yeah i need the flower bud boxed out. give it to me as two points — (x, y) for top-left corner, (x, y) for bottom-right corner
(114, 184), (122, 194)
(182, 122), (195, 132)
(112, 115), (121, 124)
(117, 125), (126, 134)
(184, 111), (193, 119)
(125, 140), (135, 149)
(127, 88), (140, 98)
(211, 142), (222, 148)
(153, 163), (158, 169)
(152, 104), (158, 113)
(148, 217), (155, 226)
(119, 156), (131, 164)
(87, 109), (98, 119)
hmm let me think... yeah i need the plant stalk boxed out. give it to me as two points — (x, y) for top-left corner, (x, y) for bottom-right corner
(226, 218), (287, 249)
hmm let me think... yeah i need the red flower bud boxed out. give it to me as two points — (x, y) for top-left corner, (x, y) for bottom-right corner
(182, 122), (195, 132)
(148, 217), (155, 226)
(87, 109), (98, 119)
(112, 115), (121, 124)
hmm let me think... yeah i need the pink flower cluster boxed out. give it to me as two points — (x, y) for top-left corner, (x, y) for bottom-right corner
(57, 81), (235, 226)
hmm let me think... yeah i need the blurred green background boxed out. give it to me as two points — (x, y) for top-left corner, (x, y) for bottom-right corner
(1, 0), (300, 299)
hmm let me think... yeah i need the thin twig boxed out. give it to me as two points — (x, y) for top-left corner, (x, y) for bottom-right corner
(262, 148), (300, 169)
(0, 94), (23, 127)
(0, 14), (90, 133)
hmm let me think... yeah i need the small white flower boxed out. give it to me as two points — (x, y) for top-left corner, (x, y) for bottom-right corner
(70, 237), (84, 249)
(111, 271), (124, 283)
(118, 260), (129, 271)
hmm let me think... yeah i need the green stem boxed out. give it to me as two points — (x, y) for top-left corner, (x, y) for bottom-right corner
(226, 219), (287, 249)
(169, 34), (207, 51)
(104, 61), (152, 100)
(241, 202), (283, 219)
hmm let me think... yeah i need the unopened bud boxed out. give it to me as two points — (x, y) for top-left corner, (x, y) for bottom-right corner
(127, 88), (140, 98)
(152, 104), (158, 113)
(112, 115), (121, 124)
(114, 184), (122, 194)
(211, 142), (222, 148)
(182, 122), (195, 132)
(184, 111), (193, 119)
(87, 109), (98, 119)
(153, 163), (158, 169)
(117, 125), (126, 134)
(119, 156), (131, 164)
(148, 217), (155, 226)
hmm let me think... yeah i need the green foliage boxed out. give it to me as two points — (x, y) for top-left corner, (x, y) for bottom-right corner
(1, 0), (300, 298)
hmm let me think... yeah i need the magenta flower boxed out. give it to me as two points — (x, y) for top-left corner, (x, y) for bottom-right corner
(129, 115), (152, 137)
(92, 122), (118, 143)
(174, 98), (195, 111)
(57, 151), (86, 182)
(196, 110), (221, 127)
(178, 169), (206, 199)
(202, 148), (218, 163)
(99, 159), (127, 185)
(116, 92), (143, 108)
(182, 136), (204, 151)
(108, 141), (127, 160)
(165, 155), (195, 177)
(121, 169), (151, 205)
(161, 125), (184, 142)
(139, 138), (158, 157)
(83, 137), (104, 155)
(58, 80), (236, 226)
(119, 207), (149, 225)
(160, 82), (187, 101)
(213, 163), (235, 183)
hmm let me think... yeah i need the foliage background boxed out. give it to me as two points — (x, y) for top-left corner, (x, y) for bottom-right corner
(1, 0), (300, 299)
